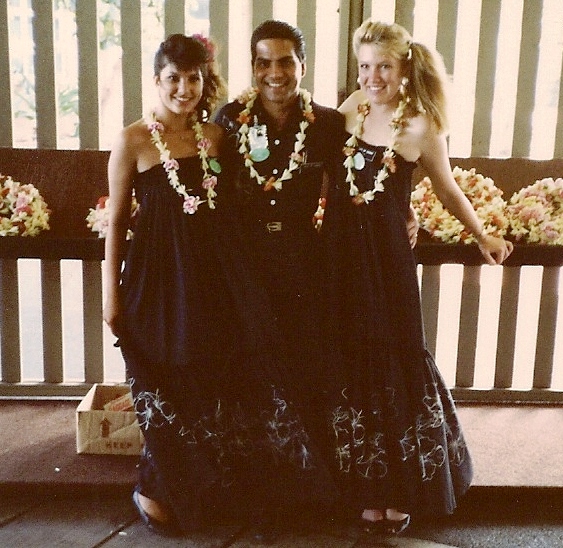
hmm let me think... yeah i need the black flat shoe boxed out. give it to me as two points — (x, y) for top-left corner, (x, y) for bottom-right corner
(384, 513), (410, 534)
(132, 488), (181, 537)
(359, 517), (387, 535)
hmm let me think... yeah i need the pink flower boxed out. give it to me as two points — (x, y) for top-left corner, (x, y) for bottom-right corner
(197, 137), (211, 152)
(148, 121), (164, 133)
(183, 196), (200, 214)
(15, 193), (32, 214)
(164, 158), (179, 171)
(202, 176), (217, 190)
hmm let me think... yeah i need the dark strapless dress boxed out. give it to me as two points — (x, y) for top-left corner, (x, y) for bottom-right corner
(328, 141), (473, 518)
(118, 157), (337, 531)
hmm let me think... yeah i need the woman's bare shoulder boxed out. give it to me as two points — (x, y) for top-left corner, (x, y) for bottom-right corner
(338, 90), (368, 131)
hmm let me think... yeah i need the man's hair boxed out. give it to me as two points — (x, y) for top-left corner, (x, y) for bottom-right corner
(251, 20), (306, 64)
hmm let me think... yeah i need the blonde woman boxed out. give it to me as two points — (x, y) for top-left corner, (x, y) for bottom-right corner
(331, 20), (513, 535)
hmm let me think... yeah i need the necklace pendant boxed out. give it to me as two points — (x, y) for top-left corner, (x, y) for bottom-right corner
(353, 151), (365, 170)
(248, 116), (270, 162)
(249, 148), (270, 162)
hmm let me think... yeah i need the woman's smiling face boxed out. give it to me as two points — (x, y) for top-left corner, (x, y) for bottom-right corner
(357, 44), (404, 107)
(155, 63), (203, 116)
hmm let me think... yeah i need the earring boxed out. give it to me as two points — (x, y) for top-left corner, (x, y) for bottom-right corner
(400, 77), (409, 98)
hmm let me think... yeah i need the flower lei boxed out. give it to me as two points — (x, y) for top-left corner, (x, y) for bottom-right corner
(0, 174), (50, 236)
(146, 112), (219, 214)
(411, 166), (508, 244)
(343, 97), (408, 205)
(235, 87), (315, 191)
(86, 193), (139, 239)
(506, 177), (563, 245)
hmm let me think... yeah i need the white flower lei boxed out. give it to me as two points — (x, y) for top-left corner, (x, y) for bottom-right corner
(343, 97), (408, 205)
(0, 174), (50, 236)
(146, 112), (219, 214)
(506, 177), (563, 245)
(411, 166), (509, 244)
(235, 87), (315, 191)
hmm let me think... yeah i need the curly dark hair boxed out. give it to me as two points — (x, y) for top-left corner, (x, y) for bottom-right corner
(154, 34), (226, 120)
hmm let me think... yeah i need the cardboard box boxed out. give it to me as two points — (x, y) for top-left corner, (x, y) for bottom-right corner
(76, 383), (144, 455)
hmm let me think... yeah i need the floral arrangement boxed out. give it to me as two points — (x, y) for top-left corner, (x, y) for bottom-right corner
(506, 177), (563, 245)
(86, 194), (139, 239)
(411, 166), (509, 244)
(0, 174), (50, 236)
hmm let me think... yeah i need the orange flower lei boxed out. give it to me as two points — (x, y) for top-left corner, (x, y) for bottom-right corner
(343, 96), (408, 205)
(235, 87), (315, 191)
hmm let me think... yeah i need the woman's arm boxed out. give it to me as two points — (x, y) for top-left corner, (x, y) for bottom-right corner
(418, 125), (513, 265)
(103, 127), (137, 337)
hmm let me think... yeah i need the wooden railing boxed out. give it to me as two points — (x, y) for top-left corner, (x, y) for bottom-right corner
(1, 238), (561, 402)
(0, 149), (562, 402)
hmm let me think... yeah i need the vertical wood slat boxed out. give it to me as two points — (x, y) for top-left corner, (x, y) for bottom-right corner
(41, 261), (63, 384)
(533, 267), (560, 389)
(419, 265), (441, 356)
(31, 0), (57, 148)
(554, 50), (563, 158)
(0, 260), (21, 383)
(494, 267), (520, 388)
(164, 0), (185, 36)
(209, 0), (230, 107)
(435, 0), (458, 75)
(471, 0), (501, 157)
(394, 0), (415, 36)
(83, 261), (104, 384)
(252, 0), (273, 30)
(455, 266), (481, 388)
(120, 1), (143, 128)
(296, 0), (317, 94)
(0, 1), (13, 147)
(511, 0), (543, 158)
(339, 0), (364, 101)
(76, 0), (100, 150)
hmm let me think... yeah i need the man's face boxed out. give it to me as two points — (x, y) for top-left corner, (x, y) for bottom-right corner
(253, 38), (306, 110)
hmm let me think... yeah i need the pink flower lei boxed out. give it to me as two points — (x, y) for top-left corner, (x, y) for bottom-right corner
(146, 112), (220, 214)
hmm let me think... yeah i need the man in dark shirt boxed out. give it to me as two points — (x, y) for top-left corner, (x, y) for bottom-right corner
(215, 24), (347, 507)
(215, 20), (345, 400)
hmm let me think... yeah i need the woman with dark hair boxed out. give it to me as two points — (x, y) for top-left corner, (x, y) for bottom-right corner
(103, 33), (332, 537)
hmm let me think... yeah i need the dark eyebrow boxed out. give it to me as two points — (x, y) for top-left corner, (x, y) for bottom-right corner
(255, 55), (296, 63)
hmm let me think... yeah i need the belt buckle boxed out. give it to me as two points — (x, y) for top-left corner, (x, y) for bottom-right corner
(266, 221), (282, 233)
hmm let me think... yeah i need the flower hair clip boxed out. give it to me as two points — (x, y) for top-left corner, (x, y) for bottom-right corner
(192, 33), (215, 62)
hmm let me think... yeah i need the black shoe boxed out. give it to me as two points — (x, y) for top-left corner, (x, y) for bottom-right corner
(132, 488), (181, 537)
(384, 512), (410, 535)
(358, 516), (387, 535)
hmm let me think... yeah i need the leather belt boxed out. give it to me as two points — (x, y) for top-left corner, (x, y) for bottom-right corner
(265, 221), (282, 233)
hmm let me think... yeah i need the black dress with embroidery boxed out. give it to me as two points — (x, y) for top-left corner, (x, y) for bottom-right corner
(328, 141), (473, 518)
(118, 157), (336, 531)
